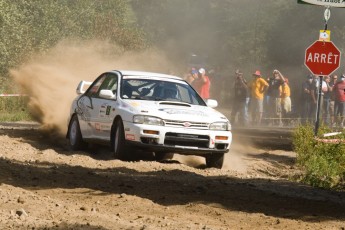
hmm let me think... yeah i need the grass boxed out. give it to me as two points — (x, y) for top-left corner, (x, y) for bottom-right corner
(293, 124), (345, 190)
(0, 97), (33, 122)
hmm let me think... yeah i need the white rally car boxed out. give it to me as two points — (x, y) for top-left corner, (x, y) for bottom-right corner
(66, 70), (232, 168)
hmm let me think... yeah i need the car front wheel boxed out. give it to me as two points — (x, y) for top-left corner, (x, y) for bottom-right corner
(113, 119), (127, 160)
(205, 154), (224, 169)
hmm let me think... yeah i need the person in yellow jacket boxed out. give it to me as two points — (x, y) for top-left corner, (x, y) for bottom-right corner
(249, 70), (269, 125)
(279, 75), (292, 126)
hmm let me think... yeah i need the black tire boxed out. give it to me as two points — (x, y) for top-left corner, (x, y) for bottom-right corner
(205, 154), (224, 169)
(68, 115), (87, 150)
(154, 152), (174, 161)
(113, 118), (127, 160)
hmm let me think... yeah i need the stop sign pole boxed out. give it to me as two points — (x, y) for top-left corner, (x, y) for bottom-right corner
(304, 40), (341, 135)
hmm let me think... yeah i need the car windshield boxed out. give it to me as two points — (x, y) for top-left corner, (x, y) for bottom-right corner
(120, 78), (206, 106)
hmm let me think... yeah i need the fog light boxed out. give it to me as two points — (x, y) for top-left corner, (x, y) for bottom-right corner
(143, 130), (159, 135)
(215, 136), (228, 140)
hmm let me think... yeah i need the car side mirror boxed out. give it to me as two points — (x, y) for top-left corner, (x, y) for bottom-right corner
(76, 81), (92, 95)
(99, 89), (116, 100)
(205, 99), (218, 108)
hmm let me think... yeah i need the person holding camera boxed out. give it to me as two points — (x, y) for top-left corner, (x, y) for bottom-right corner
(230, 69), (249, 126)
(268, 69), (286, 126)
(193, 68), (211, 99)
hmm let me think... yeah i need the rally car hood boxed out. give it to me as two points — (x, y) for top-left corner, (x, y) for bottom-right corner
(123, 100), (228, 123)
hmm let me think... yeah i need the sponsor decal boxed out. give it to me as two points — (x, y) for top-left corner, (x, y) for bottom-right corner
(100, 124), (111, 131)
(106, 106), (111, 115)
(99, 103), (112, 116)
(125, 134), (135, 141)
(159, 108), (207, 117)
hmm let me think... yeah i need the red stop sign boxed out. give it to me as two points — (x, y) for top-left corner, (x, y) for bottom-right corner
(305, 40), (341, 76)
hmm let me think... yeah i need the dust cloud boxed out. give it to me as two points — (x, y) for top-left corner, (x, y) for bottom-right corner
(172, 140), (251, 173)
(9, 38), (254, 170)
(10, 39), (174, 135)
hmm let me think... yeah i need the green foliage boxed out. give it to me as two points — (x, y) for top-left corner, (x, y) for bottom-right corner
(0, 96), (32, 121)
(0, 110), (32, 122)
(0, 0), (147, 77)
(293, 125), (345, 189)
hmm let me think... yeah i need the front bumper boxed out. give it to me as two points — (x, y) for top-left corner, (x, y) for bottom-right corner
(123, 121), (232, 156)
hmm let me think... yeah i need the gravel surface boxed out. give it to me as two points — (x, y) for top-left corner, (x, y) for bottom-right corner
(0, 122), (344, 230)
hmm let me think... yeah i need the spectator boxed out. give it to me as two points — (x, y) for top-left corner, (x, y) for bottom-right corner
(230, 69), (249, 126)
(267, 69), (285, 126)
(333, 75), (345, 127)
(311, 75), (327, 122)
(329, 74), (338, 126)
(193, 68), (211, 99)
(264, 75), (274, 125)
(187, 69), (198, 85)
(248, 70), (269, 125)
(301, 74), (316, 124)
(280, 77), (292, 126)
(322, 76), (333, 126)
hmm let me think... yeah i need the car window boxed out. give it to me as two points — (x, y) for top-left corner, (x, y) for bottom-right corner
(85, 73), (118, 99)
(121, 78), (205, 106)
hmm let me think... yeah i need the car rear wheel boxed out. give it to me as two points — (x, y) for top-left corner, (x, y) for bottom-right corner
(68, 115), (87, 150)
(205, 154), (224, 169)
(113, 119), (127, 160)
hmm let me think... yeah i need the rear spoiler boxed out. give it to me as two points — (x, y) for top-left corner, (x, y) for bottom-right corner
(76, 81), (92, 95)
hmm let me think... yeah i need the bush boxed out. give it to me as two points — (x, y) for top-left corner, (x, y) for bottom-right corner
(293, 124), (345, 189)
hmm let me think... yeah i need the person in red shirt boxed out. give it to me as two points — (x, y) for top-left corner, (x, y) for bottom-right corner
(192, 68), (211, 99)
(333, 75), (345, 127)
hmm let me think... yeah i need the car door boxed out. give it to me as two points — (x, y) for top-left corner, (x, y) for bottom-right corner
(86, 73), (119, 140)
(75, 94), (93, 139)
(76, 74), (107, 139)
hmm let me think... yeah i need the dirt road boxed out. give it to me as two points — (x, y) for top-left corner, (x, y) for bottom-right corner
(0, 123), (344, 229)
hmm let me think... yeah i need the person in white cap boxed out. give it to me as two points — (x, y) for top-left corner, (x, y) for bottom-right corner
(192, 68), (211, 99)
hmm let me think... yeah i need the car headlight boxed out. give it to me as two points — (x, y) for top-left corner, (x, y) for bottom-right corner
(209, 122), (231, 131)
(133, 115), (164, 126)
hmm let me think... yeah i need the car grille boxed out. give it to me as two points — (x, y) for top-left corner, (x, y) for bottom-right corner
(164, 132), (210, 148)
(164, 119), (209, 129)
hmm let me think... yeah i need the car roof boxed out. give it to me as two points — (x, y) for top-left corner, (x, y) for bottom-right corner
(111, 70), (182, 81)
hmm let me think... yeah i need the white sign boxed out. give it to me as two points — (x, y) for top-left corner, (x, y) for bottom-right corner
(298, 0), (345, 7)
(324, 7), (331, 21)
